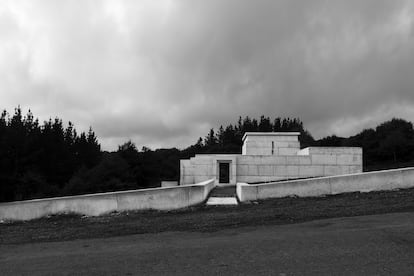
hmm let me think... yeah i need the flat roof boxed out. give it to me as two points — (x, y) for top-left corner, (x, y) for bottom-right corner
(242, 132), (300, 142)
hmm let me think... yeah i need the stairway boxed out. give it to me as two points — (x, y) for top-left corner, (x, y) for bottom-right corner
(206, 186), (238, 206)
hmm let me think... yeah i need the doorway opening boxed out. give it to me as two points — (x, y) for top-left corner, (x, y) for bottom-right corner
(219, 162), (230, 184)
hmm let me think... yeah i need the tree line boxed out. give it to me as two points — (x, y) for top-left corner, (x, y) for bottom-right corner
(0, 107), (101, 202)
(1, 107), (414, 202)
(193, 116), (314, 153)
(316, 118), (414, 170)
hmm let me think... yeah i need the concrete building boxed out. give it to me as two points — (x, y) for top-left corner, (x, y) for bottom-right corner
(180, 132), (363, 185)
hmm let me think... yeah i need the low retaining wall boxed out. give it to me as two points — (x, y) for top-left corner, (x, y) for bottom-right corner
(0, 179), (215, 221)
(237, 168), (414, 202)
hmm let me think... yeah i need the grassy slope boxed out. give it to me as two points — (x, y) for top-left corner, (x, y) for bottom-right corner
(1, 187), (414, 245)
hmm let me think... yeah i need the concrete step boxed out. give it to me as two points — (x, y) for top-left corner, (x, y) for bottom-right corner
(206, 197), (238, 206)
(209, 186), (236, 197)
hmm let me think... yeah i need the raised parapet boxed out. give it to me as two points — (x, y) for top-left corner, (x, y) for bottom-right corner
(237, 167), (414, 202)
(242, 132), (301, 156)
(0, 179), (216, 221)
(298, 147), (363, 155)
(297, 146), (363, 175)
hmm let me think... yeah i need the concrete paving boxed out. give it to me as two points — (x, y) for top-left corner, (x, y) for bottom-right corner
(1, 212), (414, 275)
(206, 197), (238, 205)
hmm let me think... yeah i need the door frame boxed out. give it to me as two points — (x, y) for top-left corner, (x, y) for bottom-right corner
(213, 155), (237, 186)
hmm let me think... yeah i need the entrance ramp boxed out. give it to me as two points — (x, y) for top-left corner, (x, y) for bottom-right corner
(237, 167), (414, 202)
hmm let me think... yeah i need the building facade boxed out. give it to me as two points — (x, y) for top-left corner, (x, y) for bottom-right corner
(180, 132), (363, 185)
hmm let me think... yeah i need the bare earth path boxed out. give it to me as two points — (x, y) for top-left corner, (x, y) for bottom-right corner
(1, 211), (414, 275)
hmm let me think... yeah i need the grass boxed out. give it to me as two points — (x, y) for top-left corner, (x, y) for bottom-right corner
(1, 187), (414, 245)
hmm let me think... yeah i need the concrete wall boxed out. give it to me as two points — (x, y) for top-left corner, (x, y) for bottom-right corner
(235, 148), (362, 183)
(180, 146), (362, 185)
(237, 167), (414, 202)
(236, 147), (362, 183)
(180, 159), (195, 184)
(0, 179), (215, 221)
(242, 132), (300, 156)
(161, 181), (178, 187)
(180, 155), (215, 185)
(180, 155), (239, 185)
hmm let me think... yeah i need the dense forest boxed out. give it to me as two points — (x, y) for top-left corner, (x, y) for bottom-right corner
(1, 107), (414, 202)
(316, 118), (414, 170)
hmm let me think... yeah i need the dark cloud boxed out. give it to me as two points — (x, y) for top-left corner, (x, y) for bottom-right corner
(1, 0), (414, 150)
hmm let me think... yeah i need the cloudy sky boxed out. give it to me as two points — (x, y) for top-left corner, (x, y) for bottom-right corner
(1, 0), (414, 150)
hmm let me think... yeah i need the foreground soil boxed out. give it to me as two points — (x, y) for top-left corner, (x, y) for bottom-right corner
(1, 187), (414, 244)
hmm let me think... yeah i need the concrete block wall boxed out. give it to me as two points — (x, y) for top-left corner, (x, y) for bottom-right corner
(181, 154), (240, 185)
(180, 131), (362, 185)
(180, 160), (194, 184)
(180, 156), (217, 185)
(0, 179), (215, 221)
(189, 155), (215, 184)
(161, 181), (178, 187)
(242, 132), (301, 156)
(180, 146), (362, 185)
(235, 146), (362, 183)
(237, 167), (414, 201)
(299, 147), (363, 155)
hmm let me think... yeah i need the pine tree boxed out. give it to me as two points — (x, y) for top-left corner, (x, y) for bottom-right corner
(217, 125), (225, 146)
(204, 128), (217, 147)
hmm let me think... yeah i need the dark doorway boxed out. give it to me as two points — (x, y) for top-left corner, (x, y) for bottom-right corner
(219, 162), (230, 184)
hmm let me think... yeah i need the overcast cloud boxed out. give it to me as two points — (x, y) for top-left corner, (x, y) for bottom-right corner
(1, 0), (414, 150)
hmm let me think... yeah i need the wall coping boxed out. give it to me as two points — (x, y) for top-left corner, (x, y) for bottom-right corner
(242, 132), (301, 142)
(305, 146), (363, 150)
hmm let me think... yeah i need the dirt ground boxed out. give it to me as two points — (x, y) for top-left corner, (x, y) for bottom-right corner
(1, 211), (414, 275)
(1, 187), (414, 244)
